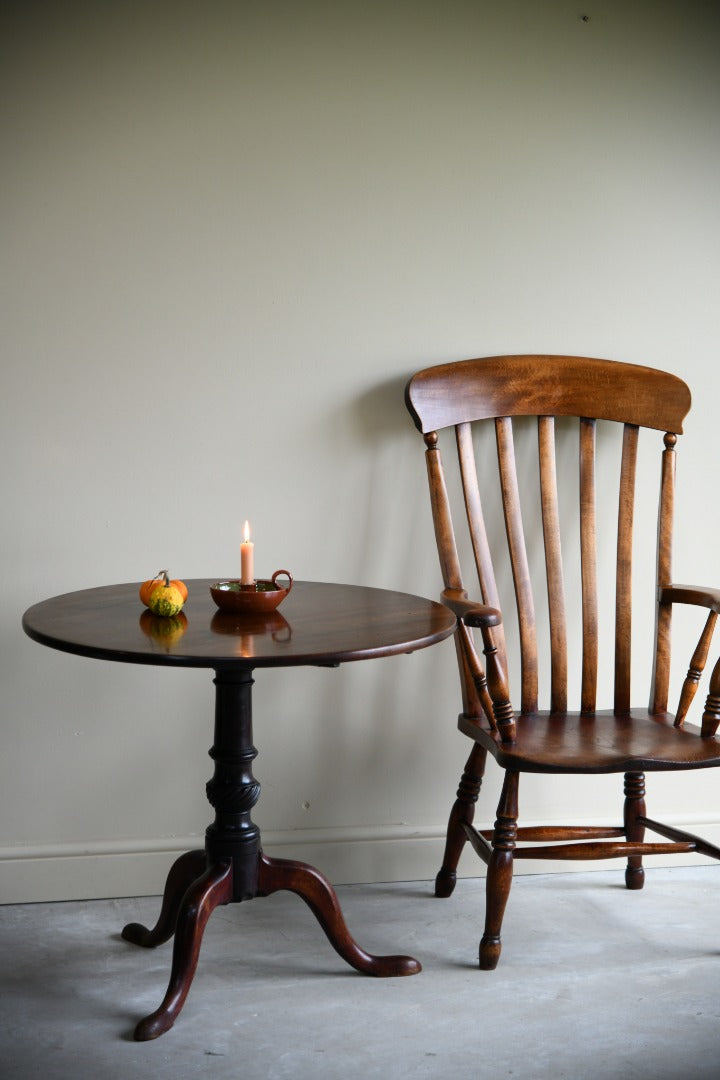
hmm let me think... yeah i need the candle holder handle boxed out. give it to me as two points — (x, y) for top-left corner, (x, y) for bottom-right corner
(271, 570), (293, 594)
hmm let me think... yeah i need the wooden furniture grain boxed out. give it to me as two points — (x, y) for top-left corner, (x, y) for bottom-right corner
(405, 354), (720, 969)
(22, 579), (455, 1039)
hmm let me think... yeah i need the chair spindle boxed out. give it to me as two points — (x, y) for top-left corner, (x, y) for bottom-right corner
(579, 418), (598, 714)
(456, 422), (507, 668)
(496, 416), (538, 714)
(614, 424), (639, 714)
(538, 416), (568, 714)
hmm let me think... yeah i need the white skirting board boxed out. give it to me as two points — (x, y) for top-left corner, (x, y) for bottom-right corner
(2, 816), (720, 904)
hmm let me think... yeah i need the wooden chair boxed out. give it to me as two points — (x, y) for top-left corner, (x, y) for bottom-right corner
(405, 354), (720, 969)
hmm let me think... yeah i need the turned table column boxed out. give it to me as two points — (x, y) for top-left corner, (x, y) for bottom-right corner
(205, 669), (262, 899)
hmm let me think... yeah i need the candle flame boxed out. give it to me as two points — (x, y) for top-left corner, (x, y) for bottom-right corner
(243, 520), (251, 543)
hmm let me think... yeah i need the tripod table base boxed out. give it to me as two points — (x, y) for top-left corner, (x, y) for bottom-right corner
(123, 849), (421, 1041)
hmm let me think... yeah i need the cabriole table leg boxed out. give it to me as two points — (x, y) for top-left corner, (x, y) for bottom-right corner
(122, 849), (207, 948)
(133, 860), (233, 1041)
(257, 852), (421, 976)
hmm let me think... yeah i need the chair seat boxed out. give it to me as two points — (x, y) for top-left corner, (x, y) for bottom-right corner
(459, 709), (720, 774)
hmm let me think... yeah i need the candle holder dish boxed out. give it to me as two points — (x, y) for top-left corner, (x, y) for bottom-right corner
(210, 570), (293, 614)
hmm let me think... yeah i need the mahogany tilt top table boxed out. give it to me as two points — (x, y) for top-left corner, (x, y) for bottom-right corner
(22, 579), (456, 1040)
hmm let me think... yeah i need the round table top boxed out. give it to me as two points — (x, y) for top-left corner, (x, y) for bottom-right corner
(22, 579), (456, 670)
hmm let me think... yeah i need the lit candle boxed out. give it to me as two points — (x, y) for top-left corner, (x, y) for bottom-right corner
(240, 520), (254, 585)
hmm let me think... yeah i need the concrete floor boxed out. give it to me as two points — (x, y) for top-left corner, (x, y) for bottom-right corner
(2, 866), (720, 1079)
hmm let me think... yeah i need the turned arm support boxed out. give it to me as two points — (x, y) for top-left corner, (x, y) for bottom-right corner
(441, 589), (516, 743)
(659, 584), (720, 736)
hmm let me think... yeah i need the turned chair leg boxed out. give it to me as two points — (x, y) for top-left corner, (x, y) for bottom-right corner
(435, 744), (487, 898)
(479, 770), (519, 970)
(624, 771), (646, 890)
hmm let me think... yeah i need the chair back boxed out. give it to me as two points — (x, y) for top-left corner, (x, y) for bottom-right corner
(405, 355), (692, 719)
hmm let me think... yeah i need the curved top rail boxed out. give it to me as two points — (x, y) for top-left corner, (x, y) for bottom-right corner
(405, 355), (691, 434)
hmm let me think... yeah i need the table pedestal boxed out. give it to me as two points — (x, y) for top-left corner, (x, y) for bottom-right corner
(121, 669), (421, 1041)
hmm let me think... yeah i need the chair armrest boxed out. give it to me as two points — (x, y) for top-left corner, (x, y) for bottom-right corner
(659, 584), (720, 613)
(441, 589), (502, 628)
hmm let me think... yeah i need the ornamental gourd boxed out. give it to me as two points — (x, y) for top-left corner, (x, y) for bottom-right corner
(149, 586), (184, 618)
(139, 570), (188, 609)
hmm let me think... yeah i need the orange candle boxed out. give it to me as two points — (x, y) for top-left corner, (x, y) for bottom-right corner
(240, 520), (254, 585)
